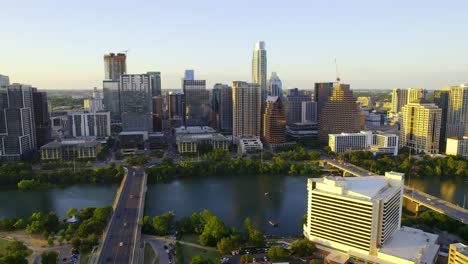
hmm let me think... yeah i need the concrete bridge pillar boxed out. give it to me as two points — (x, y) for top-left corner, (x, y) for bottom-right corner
(403, 197), (423, 215)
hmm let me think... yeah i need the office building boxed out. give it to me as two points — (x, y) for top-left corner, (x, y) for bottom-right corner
(400, 99), (442, 154)
(449, 243), (468, 264)
(40, 139), (101, 161)
(319, 83), (363, 142)
(252, 41), (267, 104)
(50, 114), (69, 139)
(407, 88), (427, 104)
(314, 82), (334, 117)
(184, 70), (194, 81)
(268, 72), (282, 97)
(152, 96), (164, 132)
(286, 88), (312, 124)
(167, 90), (185, 126)
(302, 101), (317, 123)
(238, 136), (263, 155)
(0, 74), (9, 87)
(233, 81), (261, 139)
(391, 88), (408, 114)
(263, 96), (286, 145)
(67, 111), (111, 138)
(148, 133), (166, 150)
(120, 74), (153, 131)
(0, 84), (36, 160)
(446, 137), (468, 157)
(84, 87), (104, 113)
(328, 131), (399, 156)
(357, 97), (374, 108)
(119, 131), (148, 153)
(305, 172), (439, 264)
(434, 88), (450, 152)
(148, 72), (162, 97)
(211, 84), (233, 132)
(286, 122), (319, 138)
(183, 79), (209, 126)
(446, 84), (468, 140)
(32, 89), (51, 147)
(103, 80), (120, 121)
(104, 53), (126, 81)
(176, 133), (229, 154)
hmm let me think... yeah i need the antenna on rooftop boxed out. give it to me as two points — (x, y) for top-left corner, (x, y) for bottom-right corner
(335, 58), (341, 82)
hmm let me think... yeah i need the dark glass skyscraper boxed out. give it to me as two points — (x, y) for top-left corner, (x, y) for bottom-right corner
(314, 82), (334, 117)
(211, 84), (233, 132)
(183, 79), (209, 126)
(32, 88), (51, 148)
(286, 88), (312, 124)
(120, 74), (153, 131)
(434, 88), (450, 152)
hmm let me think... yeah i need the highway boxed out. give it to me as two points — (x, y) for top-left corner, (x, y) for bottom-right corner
(98, 166), (146, 264)
(321, 155), (468, 223)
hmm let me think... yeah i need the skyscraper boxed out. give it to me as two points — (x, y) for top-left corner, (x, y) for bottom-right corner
(0, 75), (9, 87)
(286, 88), (312, 124)
(301, 101), (317, 123)
(446, 84), (468, 140)
(84, 87), (104, 113)
(211, 84), (233, 132)
(103, 80), (120, 122)
(434, 88), (450, 152)
(252, 41), (267, 103)
(152, 96), (164, 132)
(104, 53), (126, 81)
(407, 88), (427, 104)
(268, 72), (282, 97)
(318, 83), (363, 142)
(183, 79), (209, 126)
(67, 111), (111, 137)
(32, 89), (51, 148)
(184, 70), (194, 81)
(120, 74), (153, 131)
(148, 72), (162, 97)
(0, 84), (36, 160)
(263, 96), (286, 145)
(166, 90), (185, 127)
(400, 98), (442, 154)
(391, 88), (408, 113)
(314, 82), (334, 117)
(232, 81), (261, 138)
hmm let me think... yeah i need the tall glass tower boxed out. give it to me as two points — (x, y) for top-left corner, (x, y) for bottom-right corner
(252, 41), (267, 103)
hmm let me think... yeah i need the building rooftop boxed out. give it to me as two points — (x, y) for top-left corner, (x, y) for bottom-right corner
(119, 131), (148, 136)
(174, 126), (216, 135)
(451, 243), (468, 256)
(379, 226), (439, 264)
(176, 133), (228, 143)
(41, 139), (100, 149)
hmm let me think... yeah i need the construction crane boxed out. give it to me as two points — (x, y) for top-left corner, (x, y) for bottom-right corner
(335, 58), (341, 82)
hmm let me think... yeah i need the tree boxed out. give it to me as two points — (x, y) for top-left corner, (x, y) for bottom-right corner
(217, 235), (241, 254)
(47, 237), (54, 247)
(0, 241), (30, 264)
(267, 246), (290, 262)
(309, 260), (322, 264)
(70, 237), (81, 250)
(190, 255), (214, 264)
(41, 251), (58, 264)
(13, 219), (26, 230)
(198, 217), (231, 247)
(290, 238), (316, 257)
(240, 254), (253, 263)
(152, 212), (174, 235)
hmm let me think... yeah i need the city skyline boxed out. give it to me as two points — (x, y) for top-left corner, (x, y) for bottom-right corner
(2, 0), (468, 91)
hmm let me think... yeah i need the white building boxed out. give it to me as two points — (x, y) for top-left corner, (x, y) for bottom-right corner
(83, 87), (104, 113)
(304, 172), (440, 264)
(446, 137), (468, 157)
(0, 74), (10, 87)
(448, 243), (468, 264)
(238, 137), (263, 155)
(328, 131), (399, 156)
(67, 111), (111, 138)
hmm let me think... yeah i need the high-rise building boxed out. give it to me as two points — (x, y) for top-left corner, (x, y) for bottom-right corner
(148, 72), (162, 97)
(184, 70), (194, 81)
(446, 84), (468, 140)
(407, 88), (427, 104)
(434, 88), (450, 152)
(211, 84), (233, 132)
(301, 101), (317, 123)
(67, 111), (111, 138)
(120, 74), (153, 131)
(329, 131), (399, 156)
(252, 41), (267, 103)
(286, 88), (312, 124)
(400, 98), (442, 154)
(0, 84), (36, 160)
(446, 137), (468, 157)
(104, 53), (126, 81)
(183, 79), (209, 126)
(84, 87), (104, 113)
(263, 96), (286, 145)
(0, 74), (10, 87)
(233, 81), (261, 138)
(167, 90), (185, 123)
(304, 172), (440, 264)
(32, 89), (51, 148)
(318, 83), (363, 142)
(268, 72), (282, 97)
(449, 243), (468, 264)
(314, 82), (334, 117)
(152, 96), (164, 132)
(102, 80), (120, 122)
(391, 88), (408, 113)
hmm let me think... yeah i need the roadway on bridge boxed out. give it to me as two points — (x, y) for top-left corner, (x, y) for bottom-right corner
(98, 166), (145, 264)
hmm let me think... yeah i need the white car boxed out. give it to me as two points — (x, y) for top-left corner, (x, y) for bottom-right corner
(119, 242), (124, 247)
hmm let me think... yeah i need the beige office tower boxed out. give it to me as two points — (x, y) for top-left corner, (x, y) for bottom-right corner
(446, 84), (468, 139)
(400, 99), (442, 154)
(318, 83), (363, 142)
(232, 81), (261, 139)
(104, 53), (126, 81)
(407, 88), (427, 104)
(391, 88), (408, 113)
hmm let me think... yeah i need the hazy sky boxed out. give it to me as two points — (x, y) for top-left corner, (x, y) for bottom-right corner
(1, 0), (468, 90)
